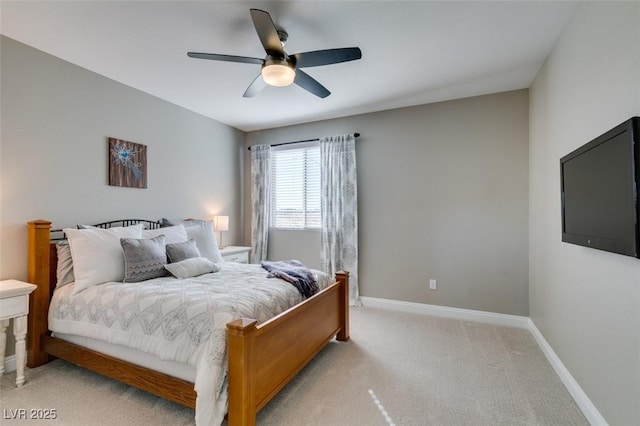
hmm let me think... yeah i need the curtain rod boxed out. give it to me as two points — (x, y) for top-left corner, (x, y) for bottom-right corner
(247, 132), (360, 151)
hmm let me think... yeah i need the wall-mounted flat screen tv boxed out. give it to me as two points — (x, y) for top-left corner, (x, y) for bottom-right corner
(560, 117), (639, 258)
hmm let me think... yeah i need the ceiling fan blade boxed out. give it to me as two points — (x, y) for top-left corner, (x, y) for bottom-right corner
(250, 9), (285, 58)
(292, 47), (362, 68)
(243, 74), (267, 98)
(187, 52), (263, 65)
(294, 70), (330, 98)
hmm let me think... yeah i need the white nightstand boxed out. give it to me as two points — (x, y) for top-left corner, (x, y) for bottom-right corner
(0, 280), (36, 387)
(219, 246), (251, 263)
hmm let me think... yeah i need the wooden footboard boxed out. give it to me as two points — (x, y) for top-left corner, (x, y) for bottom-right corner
(26, 219), (349, 426)
(227, 271), (349, 426)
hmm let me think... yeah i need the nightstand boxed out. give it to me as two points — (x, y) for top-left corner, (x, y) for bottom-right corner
(219, 246), (251, 263)
(0, 280), (36, 387)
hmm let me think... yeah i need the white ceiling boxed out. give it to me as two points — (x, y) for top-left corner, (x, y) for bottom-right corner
(1, 1), (578, 132)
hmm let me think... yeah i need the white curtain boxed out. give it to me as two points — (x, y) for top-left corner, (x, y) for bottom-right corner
(250, 144), (271, 263)
(320, 134), (361, 306)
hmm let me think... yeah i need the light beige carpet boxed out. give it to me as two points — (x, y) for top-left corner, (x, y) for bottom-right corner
(1, 306), (588, 425)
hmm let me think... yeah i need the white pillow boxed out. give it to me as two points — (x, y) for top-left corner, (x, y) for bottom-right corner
(142, 224), (188, 244)
(164, 257), (219, 279)
(185, 221), (224, 263)
(64, 224), (143, 294)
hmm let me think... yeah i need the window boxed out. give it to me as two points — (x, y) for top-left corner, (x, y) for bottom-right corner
(270, 143), (321, 229)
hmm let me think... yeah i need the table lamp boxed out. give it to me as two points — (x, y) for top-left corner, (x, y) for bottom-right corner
(213, 215), (229, 248)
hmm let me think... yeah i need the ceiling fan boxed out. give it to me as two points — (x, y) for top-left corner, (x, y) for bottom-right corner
(187, 9), (362, 98)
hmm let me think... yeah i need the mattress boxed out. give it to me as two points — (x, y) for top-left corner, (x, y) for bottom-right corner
(52, 332), (197, 382)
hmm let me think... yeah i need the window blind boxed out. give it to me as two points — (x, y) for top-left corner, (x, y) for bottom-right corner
(270, 143), (321, 229)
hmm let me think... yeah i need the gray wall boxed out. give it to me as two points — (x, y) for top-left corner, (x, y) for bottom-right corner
(0, 37), (245, 355)
(247, 89), (530, 316)
(529, 3), (640, 425)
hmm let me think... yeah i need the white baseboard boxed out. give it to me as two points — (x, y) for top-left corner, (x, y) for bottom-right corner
(527, 319), (608, 426)
(359, 296), (607, 426)
(360, 296), (530, 328)
(2, 354), (16, 374)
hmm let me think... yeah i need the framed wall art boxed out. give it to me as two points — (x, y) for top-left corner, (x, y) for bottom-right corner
(108, 137), (147, 188)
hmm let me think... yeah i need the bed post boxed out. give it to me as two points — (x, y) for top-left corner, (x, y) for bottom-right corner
(335, 271), (350, 342)
(27, 220), (52, 367)
(227, 318), (258, 426)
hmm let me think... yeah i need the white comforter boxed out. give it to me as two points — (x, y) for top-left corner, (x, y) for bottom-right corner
(48, 262), (330, 425)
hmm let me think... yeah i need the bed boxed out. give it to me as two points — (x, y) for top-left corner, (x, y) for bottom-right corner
(25, 219), (350, 426)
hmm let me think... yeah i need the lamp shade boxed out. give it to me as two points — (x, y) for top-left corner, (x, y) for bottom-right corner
(213, 216), (229, 232)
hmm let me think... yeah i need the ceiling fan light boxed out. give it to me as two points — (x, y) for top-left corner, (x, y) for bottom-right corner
(262, 64), (295, 87)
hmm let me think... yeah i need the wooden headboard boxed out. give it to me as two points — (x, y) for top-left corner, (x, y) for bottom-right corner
(77, 219), (161, 230)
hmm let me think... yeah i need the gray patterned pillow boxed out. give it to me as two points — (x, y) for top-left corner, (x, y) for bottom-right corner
(120, 235), (169, 283)
(166, 239), (201, 263)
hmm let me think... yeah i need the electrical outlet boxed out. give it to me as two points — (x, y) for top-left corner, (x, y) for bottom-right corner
(429, 279), (437, 290)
